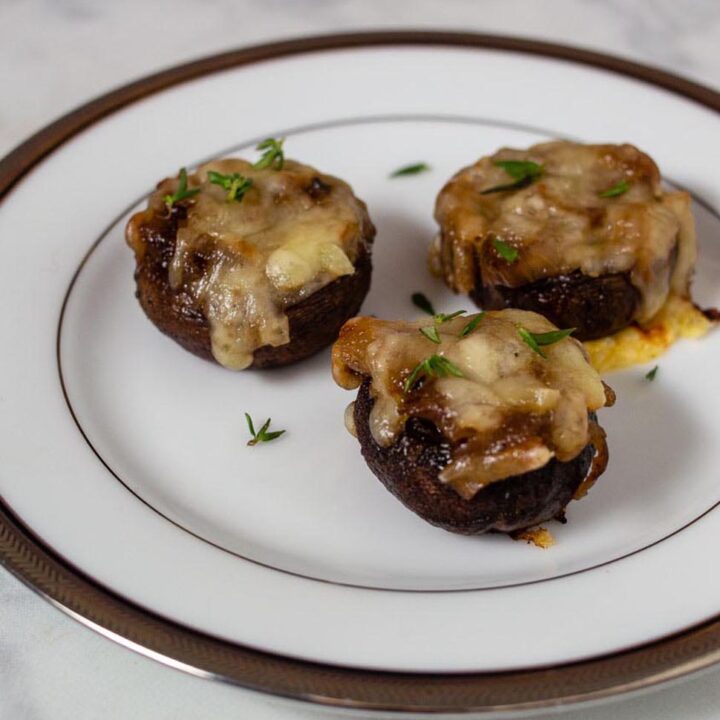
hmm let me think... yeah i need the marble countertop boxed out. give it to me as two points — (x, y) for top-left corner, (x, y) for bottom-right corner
(2, 1), (720, 718)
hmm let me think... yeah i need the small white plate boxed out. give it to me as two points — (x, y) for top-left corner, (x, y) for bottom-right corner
(2, 32), (720, 716)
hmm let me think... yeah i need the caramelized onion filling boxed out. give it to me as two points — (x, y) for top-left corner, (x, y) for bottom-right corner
(432, 141), (697, 324)
(333, 310), (613, 500)
(127, 159), (371, 369)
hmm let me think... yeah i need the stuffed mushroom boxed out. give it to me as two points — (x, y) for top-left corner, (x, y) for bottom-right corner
(332, 309), (613, 535)
(126, 147), (375, 369)
(431, 141), (697, 341)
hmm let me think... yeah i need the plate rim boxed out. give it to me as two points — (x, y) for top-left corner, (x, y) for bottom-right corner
(2, 30), (720, 715)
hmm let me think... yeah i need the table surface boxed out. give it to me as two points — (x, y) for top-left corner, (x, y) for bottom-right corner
(2, 1), (720, 718)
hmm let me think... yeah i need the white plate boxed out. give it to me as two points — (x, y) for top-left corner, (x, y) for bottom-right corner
(2, 32), (720, 715)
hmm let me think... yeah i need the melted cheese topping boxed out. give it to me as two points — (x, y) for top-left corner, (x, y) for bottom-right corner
(133, 159), (370, 369)
(432, 141), (697, 323)
(332, 309), (612, 500)
(585, 294), (712, 372)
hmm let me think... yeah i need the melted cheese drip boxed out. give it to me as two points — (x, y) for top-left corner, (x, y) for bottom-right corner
(156, 159), (367, 369)
(584, 294), (712, 372)
(512, 526), (555, 549)
(433, 141), (697, 323)
(332, 310), (611, 499)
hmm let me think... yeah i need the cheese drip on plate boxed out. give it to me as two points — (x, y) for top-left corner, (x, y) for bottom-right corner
(584, 294), (712, 372)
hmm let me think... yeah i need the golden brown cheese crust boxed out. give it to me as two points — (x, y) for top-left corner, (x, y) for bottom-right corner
(127, 159), (375, 369)
(432, 142), (697, 334)
(332, 309), (612, 499)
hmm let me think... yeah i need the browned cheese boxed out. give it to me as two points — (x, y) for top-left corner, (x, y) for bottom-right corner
(333, 309), (613, 500)
(127, 159), (372, 369)
(432, 141), (696, 324)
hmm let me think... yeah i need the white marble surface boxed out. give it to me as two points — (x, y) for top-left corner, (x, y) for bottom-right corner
(2, 1), (720, 718)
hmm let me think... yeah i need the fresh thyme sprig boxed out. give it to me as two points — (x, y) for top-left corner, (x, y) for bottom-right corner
(245, 413), (286, 446)
(411, 292), (436, 316)
(434, 310), (466, 323)
(460, 313), (485, 337)
(254, 137), (285, 170)
(518, 327), (575, 358)
(163, 167), (200, 209)
(390, 162), (430, 178)
(208, 171), (253, 202)
(420, 326), (441, 344)
(404, 354), (464, 393)
(599, 179), (631, 198)
(492, 237), (519, 263)
(482, 159), (544, 194)
(419, 310), (466, 344)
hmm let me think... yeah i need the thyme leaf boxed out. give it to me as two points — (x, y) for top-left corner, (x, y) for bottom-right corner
(492, 237), (519, 263)
(245, 413), (286, 446)
(390, 162), (430, 177)
(254, 137), (285, 170)
(518, 326), (575, 358)
(163, 167), (200, 209)
(412, 292), (436, 315)
(481, 159), (544, 194)
(460, 313), (485, 337)
(404, 354), (464, 393)
(208, 170), (253, 202)
(599, 179), (631, 198)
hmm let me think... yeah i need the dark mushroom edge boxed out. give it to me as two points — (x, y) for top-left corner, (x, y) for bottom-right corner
(127, 169), (375, 369)
(432, 141), (697, 342)
(353, 380), (609, 535)
(473, 269), (640, 342)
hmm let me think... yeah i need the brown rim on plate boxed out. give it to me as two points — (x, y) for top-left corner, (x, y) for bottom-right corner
(1, 31), (720, 714)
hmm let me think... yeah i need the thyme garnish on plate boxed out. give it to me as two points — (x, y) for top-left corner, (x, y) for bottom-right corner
(245, 413), (286, 446)
(411, 292), (436, 316)
(390, 162), (431, 178)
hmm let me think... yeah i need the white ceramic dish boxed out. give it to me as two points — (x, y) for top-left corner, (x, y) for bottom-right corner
(2, 32), (720, 716)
